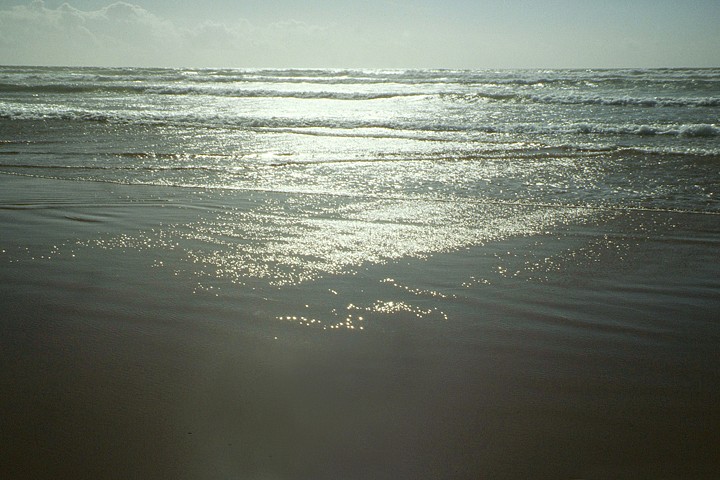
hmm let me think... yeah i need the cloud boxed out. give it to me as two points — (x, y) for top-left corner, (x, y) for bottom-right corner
(0, 1), (180, 65)
(0, 0), (437, 68)
(0, 1), (337, 67)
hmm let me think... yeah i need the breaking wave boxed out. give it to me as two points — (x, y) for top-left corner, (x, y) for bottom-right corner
(2, 103), (717, 140)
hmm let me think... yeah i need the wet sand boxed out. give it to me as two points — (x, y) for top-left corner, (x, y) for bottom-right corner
(1, 174), (719, 479)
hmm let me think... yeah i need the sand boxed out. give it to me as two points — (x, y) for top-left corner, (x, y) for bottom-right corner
(1, 174), (719, 479)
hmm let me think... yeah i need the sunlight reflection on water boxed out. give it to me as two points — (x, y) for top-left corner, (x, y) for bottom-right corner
(82, 191), (599, 290)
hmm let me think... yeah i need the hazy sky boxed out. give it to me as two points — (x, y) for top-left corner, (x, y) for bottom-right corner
(1, 0), (719, 68)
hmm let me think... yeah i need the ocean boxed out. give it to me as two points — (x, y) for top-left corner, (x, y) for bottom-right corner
(1, 66), (719, 211)
(1, 66), (719, 478)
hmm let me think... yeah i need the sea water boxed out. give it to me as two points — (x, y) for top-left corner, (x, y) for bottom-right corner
(1, 66), (719, 282)
(1, 66), (718, 208)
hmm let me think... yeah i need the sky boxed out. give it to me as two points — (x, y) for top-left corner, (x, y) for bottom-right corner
(0, 0), (719, 69)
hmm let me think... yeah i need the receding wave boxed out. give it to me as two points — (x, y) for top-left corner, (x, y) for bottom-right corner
(3, 168), (718, 217)
(0, 163), (236, 172)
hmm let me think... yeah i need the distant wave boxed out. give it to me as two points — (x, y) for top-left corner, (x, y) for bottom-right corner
(144, 85), (426, 100)
(568, 123), (720, 137)
(3, 81), (717, 107)
(0, 82), (429, 100)
(524, 94), (720, 108)
(105, 66), (720, 85)
(0, 82), (140, 95)
(453, 92), (720, 108)
(2, 105), (718, 140)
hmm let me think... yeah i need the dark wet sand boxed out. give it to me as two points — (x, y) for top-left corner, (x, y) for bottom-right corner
(1, 175), (719, 479)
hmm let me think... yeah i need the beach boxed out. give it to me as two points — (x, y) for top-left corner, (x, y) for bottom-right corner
(2, 172), (719, 479)
(2, 66), (720, 478)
